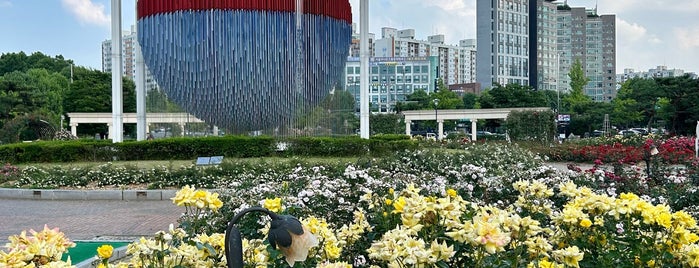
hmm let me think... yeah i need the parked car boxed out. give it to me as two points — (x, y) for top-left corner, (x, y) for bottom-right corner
(618, 129), (640, 137)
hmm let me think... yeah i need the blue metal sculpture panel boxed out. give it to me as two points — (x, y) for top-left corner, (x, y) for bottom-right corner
(137, 3), (351, 133)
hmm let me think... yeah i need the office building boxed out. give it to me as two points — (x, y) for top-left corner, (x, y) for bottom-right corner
(344, 56), (439, 113)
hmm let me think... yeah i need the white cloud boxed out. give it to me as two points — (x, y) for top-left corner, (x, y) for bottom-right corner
(616, 18), (647, 42)
(426, 0), (466, 11)
(0, 1), (12, 8)
(61, 0), (110, 27)
(674, 27), (699, 49)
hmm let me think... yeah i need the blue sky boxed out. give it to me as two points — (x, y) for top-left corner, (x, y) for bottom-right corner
(1, 0), (697, 74)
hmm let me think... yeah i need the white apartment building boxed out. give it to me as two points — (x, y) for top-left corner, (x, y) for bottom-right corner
(101, 25), (159, 91)
(373, 27), (476, 86)
(617, 66), (698, 85)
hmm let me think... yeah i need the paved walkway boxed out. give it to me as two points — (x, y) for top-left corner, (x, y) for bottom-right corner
(0, 198), (183, 245)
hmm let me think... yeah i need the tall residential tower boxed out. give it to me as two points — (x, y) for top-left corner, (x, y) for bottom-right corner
(477, 0), (616, 101)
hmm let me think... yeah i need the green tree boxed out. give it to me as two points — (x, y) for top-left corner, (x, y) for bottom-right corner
(0, 69), (68, 125)
(462, 93), (478, 109)
(63, 68), (137, 137)
(655, 75), (699, 134)
(396, 89), (430, 111)
(147, 89), (184, 113)
(0, 52), (73, 76)
(505, 110), (556, 143)
(565, 58), (591, 111)
(478, 83), (548, 108)
(370, 113), (403, 135)
(616, 78), (664, 130)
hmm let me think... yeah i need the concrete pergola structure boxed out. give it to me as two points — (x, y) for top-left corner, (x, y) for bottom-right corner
(402, 107), (550, 141)
(67, 113), (218, 139)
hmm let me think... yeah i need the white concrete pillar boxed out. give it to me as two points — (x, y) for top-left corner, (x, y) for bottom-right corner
(359, 0), (370, 139)
(111, 0), (124, 143)
(471, 120), (478, 141)
(405, 120), (411, 136)
(70, 123), (78, 137)
(107, 123), (114, 140)
(213, 126), (219, 136)
(437, 120), (444, 140)
(179, 123), (185, 136)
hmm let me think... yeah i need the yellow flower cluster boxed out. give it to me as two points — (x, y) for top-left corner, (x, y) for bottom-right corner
(337, 209), (373, 245)
(0, 225), (75, 267)
(241, 238), (269, 268)
(116, 225), (226, 267)
(262, 197), (283, 213)
(513, 180), (554, 215)
(555, 181), (699, 267)
(316, 261), (352, 268)
(303, 216), (343, 260)
(367, 185), (461, 266)
(171, 185), (223, 211)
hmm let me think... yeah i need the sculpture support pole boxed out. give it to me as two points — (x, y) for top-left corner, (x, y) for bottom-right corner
(359, 0), (370, 139)
(135, 0), (147, 141)
(111, 0), (124, 143)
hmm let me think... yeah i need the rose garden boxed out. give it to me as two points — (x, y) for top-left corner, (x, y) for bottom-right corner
(1, 132), (698, 268)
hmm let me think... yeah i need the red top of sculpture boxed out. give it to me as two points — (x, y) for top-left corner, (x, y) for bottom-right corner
(137, 0), (352, 24)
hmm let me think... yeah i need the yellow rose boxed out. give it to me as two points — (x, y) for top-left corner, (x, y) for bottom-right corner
(446, 189), (457, 198)
(264, 197), (283, 213)
(97, 244), (114, 259)
(579, 219), (592, 228)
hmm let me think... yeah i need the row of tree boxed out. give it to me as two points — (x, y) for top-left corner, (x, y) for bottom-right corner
(389, 59), (699, 136)
(0, 52), (142, 143)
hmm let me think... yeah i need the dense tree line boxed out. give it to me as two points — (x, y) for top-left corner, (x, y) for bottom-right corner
(0, 52), (140, 143)
(393, 58), (699, 136)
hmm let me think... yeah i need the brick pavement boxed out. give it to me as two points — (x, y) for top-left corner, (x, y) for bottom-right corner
(0, 198), (183, 245)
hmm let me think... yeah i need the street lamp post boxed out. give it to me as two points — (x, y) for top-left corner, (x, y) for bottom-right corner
(433, 98), (439, 139)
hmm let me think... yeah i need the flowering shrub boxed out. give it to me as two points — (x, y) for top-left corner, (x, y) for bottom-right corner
(0, 225), (75, 267)
(103, 181), (699, 267)
(0, 163), (20, 183)
(562, 136), (696, 167)
(4, 142), (699, 267)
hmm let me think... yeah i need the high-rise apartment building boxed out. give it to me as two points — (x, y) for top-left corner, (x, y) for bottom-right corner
(477, 0), (616, 102)
(536, 0), (559, 92)
(556, 4), (616, 101)
(373, 27), (476, 86)
(477, 0), (532, 90)
(101, 25), (159, 91)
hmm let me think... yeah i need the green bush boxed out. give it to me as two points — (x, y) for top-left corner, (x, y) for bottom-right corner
(505, 110), (556, 143)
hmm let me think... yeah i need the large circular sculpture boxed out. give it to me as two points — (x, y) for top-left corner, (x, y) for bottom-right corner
(137, 1), (352, 133)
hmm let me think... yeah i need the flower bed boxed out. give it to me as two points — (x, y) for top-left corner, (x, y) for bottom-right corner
(2, 143), (699, 267)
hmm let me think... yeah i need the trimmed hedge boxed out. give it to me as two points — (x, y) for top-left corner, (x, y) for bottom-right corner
(0, 136), (419, 163)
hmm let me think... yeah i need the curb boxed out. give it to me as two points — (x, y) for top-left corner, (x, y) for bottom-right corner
(0, 188), (177, 201)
